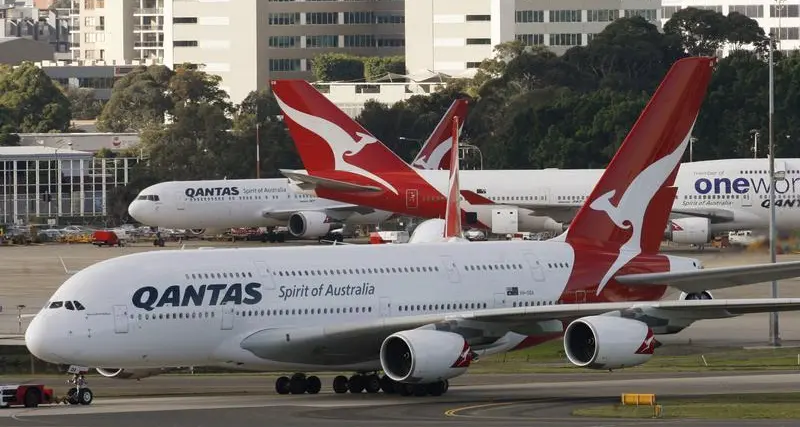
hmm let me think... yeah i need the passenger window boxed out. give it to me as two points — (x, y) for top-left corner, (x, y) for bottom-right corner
(65, 301), (75, 310)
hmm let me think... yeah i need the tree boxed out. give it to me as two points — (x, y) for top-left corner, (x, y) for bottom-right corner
(726, 12), (767, 52)
(96, 64), (175, 132)
(664, 7), (730, 56)
(363, 56), (405, 81)
(0, 62), (71, 133)
(64, 86), (105, 120)
(311, 53), (365, 82)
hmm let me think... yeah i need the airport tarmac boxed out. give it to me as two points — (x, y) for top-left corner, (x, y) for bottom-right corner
(0, 371), (796, 426)
(2, 240), (800, 345)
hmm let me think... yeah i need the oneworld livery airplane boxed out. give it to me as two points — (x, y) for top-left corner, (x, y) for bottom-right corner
(126, 99), (469, 240)
(275, 83), (800, 245)
(26, 57), (800, 400)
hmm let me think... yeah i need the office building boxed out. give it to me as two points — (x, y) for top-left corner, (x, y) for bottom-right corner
(405, 0), (661, 77)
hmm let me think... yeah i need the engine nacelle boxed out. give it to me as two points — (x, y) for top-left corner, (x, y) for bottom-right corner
(95, 368), (164, 380)
(664, 217), (711, 244)
(408, 219), (445, 243)
(380, 329), (474, 384)
(564, 316), (656, 370)
(679, 290), (713, 300)
(188, 228), (205, 235)
(287, 211), (334, 238)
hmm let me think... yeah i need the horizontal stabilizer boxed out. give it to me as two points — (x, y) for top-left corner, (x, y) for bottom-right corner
(615, 260), (800, 294)
(279, 170), (383, 193)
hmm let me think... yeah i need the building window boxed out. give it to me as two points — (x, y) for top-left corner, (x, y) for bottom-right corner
(729, 5), (763, 18)
(377, 37), (404, 47)
(306, 35), (338, 48)
(344, 11), (373, 24)
(587, 9), (619, 22)
(770, 27), (800, 40)
(466, 61), (482, 68)
(771, 4), (799, 17)
(376, 12), (404, 24)
(465, 14), (490, 21)
(549, 10), (582, 23)
(174, 40), (198, 47)
(549, 33), (581, 46)
(624, 9), (658, 21)
(515, 10), (544, 23)
(269, 58), (301, 71)
(268, 12), (300, 25)
(306, 12), (338, 25)
(269, 35), (300, 48)
(661, 6), (681, 20)
(174, 17), (197, 24)
(344, 34), (374, 47)
(516, 33), (544, 46)
(690, 5), (722, 14)
(466, 38), (491, 45)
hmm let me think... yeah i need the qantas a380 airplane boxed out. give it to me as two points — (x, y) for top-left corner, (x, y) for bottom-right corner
(25, 57), (800, 399)
(275, 84), (800, 245)
(126, 99), (468, 240)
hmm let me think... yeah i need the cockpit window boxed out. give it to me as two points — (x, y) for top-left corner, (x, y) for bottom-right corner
(65, 301), (74, 310)
(48, 301), (63, 309)
(47, 300), (85, 310)
(74, 301), (85, 310)
(136, 195), (160, 201)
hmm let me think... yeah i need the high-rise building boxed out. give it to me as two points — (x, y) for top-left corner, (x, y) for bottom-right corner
(405, 0), (661, 78)
(72, 0), (404, 104)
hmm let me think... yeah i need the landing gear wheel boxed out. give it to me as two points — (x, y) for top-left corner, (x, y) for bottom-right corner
(398, 383), (413, 396)
(332, 375), (349, 394)
(426, 381), (446, 396)
(66, 387), (79, 405)
(443, 379), (449, 393)
(78, 388), (93, 405)
(306, 376), (322, 394)
(412, 384), (428, 397)
(348, 374), (364, 393)
(379, 375), (396, 394)
(23, 388), (39, 407)
(275, 376), (291, 395)
(289, 376), (307, 394)
(364, 374), (381, 393)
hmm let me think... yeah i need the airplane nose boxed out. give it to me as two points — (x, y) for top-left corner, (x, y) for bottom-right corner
(25, 314), (57, 363)
(128, 201), (146, 222)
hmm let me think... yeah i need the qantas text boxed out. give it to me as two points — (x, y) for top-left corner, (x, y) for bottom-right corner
(132, 283), (262, 311)
(694, 176), (800, 195)
(185, 187), (240, 198)
(278, 283), (375, 301)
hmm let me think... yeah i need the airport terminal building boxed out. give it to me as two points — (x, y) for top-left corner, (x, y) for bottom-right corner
(0, 147), (140, 226)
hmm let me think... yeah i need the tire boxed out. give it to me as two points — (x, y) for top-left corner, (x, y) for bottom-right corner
(364, 375), (381, 393)
(275, 376), (290, 395)
(66, 387), (79, 405)
(23, 388), (39, 408)
(306, 376), (322, 394)
(78, 388), (93, 405)
(332, 375), (348, 394)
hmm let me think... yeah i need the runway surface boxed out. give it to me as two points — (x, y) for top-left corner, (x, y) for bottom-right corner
(0, 372), (797, 426)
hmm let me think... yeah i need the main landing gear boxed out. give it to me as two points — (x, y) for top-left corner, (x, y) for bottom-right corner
(274, 372), (449, 397)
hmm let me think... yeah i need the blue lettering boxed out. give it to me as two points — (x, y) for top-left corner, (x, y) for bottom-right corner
(713, 178), (731, 194)
(244, 283), (262, 304)
(695, 178), (712, 194)
(182, 285), (206, 306)
(277, 283), (375, 301)
(207, 284), (226, 304)
(184, 187), (239, 198)
(220, 283), (242, 305)
(732, 178), (749, 194)
(132, 286), (158, 311)
(156, 285), (180, 308)
(131, 283), (263, 311)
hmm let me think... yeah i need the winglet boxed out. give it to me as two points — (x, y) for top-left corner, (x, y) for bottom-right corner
(412, 98), (469, 170)
(444, 115), (463, 239)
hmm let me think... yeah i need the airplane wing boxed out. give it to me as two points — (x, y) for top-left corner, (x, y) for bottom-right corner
(501, 202), (737, 225)
(615, 260), (800, 293)
(280, 169), (383, 193)
(261, 204), (378, 221)
(669, 208), (736, 223)
(239, 297), (800, 366)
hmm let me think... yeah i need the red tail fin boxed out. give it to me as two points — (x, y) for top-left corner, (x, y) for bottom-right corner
(270, 80), (412, 177)
(444, 116), (462, 238)
(412, 99), (469, 170)
(563, 57), (716, 253)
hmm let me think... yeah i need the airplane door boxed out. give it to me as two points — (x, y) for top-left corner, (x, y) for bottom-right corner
(574, 290), (586, 303)
(254, 261), (276, 290)
(523, 253), (545, 282)
(221, 304), (234, 330)
(406, 189), (419, 209)
(440, 255), (461, 283)
(493, 293), (506, 308)
(379, 297), (391, 317)
(112, 305), (128, 334)
(176, 191), (185, 211)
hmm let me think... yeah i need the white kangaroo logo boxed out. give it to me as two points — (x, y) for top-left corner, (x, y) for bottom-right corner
(274, 95), (399, 195)
(412, 136), (453, 170)
(590, 129), (692, 295)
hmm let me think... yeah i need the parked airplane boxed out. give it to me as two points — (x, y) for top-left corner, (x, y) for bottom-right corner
(126, 99), (469, 241)
(276, 83), (800, 245)
(26, 57), (800, 399)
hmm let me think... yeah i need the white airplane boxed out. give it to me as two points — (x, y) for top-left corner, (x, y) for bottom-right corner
(26, 57), (800, 400)
(274, 83), (800, 245)
(126, 100), (469, 242)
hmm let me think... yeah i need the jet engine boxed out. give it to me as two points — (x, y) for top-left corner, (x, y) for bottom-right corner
(380, 329), (474, 384)
(408, 219), (445, 243)
(679, 290), (713, 300)
(287, 211), (335, 239)
(95, 368), (164, 380)
(563, 316), (656, 370)
(664, 217), (711, 244)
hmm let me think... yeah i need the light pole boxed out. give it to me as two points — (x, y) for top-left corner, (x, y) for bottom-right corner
(751, 129), (760, 158)
(768, 31), (780, 347)
(775, 0), (786, 51)
(256, 122), (261, 179)
(16, 304), (25, 334)
(689, 136), (697, 162)
(53, 139), (73, 221)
